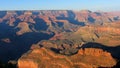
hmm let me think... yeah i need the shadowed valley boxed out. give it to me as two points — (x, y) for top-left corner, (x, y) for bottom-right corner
(0, 10), (120, 68)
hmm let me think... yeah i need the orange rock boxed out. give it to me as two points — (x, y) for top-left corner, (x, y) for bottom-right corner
(18, 48), (116, 68)
(18, 59), (38, 68)
(16, 22), (32, 35)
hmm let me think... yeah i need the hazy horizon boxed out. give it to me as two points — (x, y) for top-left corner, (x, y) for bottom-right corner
(0, 0), (120, 12)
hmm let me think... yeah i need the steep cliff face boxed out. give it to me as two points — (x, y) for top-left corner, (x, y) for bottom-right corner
(78, 48), (111, 56)
(18, 59), (38, 68)
(18, 47), (116, 68)
(71, 48), (116, 67)
(0, 10), (120, 66)
(18, 48), (72, 68)
(0, 10), (120, 37)
(56, 22), (120, 46)
(0, 10), (120, 32)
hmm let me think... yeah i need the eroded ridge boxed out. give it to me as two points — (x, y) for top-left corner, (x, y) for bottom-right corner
(18, 47), (116, 68)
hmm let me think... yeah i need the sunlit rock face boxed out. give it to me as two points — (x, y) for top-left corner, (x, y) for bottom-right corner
(16, 22), (32, 35)
(18, 47), (116, 68)
(0, 10), (120, 67)
(18, 59), (38, 68)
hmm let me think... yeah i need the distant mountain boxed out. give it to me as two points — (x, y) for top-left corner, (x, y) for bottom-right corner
(0, 10), (120, 36)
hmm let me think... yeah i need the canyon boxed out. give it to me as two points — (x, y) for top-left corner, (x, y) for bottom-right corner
(0, 10), (120, 68)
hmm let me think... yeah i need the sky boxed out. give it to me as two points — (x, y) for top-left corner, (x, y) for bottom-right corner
(0, 0), (120, 11)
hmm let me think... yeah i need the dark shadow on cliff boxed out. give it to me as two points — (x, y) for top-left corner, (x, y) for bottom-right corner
(0, 23), (54, 63)
(81, 42), (120, 59)
(0, 11), (6, 18)
(34, 17), (49, 31)
(67, 10), (85, 26)
(81, 42), (120, 67)
(43, 41), (120, 60)
(113, 60), (120, 68)
(56, 10), (85, 26)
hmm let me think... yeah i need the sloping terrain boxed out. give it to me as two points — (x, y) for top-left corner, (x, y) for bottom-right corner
(18, 47), (116, 68)
(0, 10), (120, 68)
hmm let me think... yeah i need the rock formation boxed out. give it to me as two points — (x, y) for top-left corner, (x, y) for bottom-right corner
(16, 22), (32, 35)
(18, 47), (116, 68)
(0, 10), (120, 67)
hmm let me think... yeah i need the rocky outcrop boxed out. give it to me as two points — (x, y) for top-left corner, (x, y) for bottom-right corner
(18, 48), (72, 68)
(78, 48), (112, 57)
(0, 10), (119, 37)
(18, 59), (38, 68)
(0, 10), (120, 67)
(16, 22), (32, 35)
(71, 48), (116, 68)
(18, 47), (116, 68)
(62, 22), (120, 46)
(0, 10), (119, 28)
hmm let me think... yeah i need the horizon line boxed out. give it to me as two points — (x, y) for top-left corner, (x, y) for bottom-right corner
(0, 9), (120, 12)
